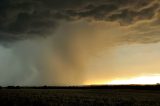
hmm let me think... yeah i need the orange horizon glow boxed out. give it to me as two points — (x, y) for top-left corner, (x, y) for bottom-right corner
(85, 75), (160, 85)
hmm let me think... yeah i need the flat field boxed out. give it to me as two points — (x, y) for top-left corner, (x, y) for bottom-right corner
(0, 88), (160, 106)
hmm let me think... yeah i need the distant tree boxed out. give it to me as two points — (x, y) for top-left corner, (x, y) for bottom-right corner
(0, 86), (2, 89)
(15, 86), (20, 89)
(7, 86), (15, 89)
(42, 85), (48, 89)
(156, 83), (160, 85)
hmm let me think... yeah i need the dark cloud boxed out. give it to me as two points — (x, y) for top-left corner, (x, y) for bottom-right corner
(0, 0), (159, 41)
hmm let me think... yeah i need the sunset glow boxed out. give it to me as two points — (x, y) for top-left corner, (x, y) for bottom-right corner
(108, 75), (160, 85)
(84, 75), (160, 85)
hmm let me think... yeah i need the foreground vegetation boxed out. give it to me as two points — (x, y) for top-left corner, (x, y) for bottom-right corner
(0, 86), (160, 106)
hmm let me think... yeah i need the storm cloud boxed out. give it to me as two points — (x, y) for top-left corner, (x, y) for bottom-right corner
(0, 0), (160, 42)
(0, 0), (160, 86)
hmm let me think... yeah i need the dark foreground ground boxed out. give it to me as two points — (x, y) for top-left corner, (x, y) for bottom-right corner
(0, 85), (160, 106)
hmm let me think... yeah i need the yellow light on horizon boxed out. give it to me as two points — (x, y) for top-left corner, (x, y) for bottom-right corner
(84, 74), (160, 85)
(108, 75), (160, 85)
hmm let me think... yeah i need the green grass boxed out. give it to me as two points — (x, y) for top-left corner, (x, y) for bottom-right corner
(0, 89), (160, 106)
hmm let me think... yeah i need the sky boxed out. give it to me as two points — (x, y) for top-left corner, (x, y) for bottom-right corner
(0, 0), (160, 86)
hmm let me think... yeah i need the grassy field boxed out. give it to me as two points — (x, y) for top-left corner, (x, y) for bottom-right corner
(0, 87), (160, 106)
